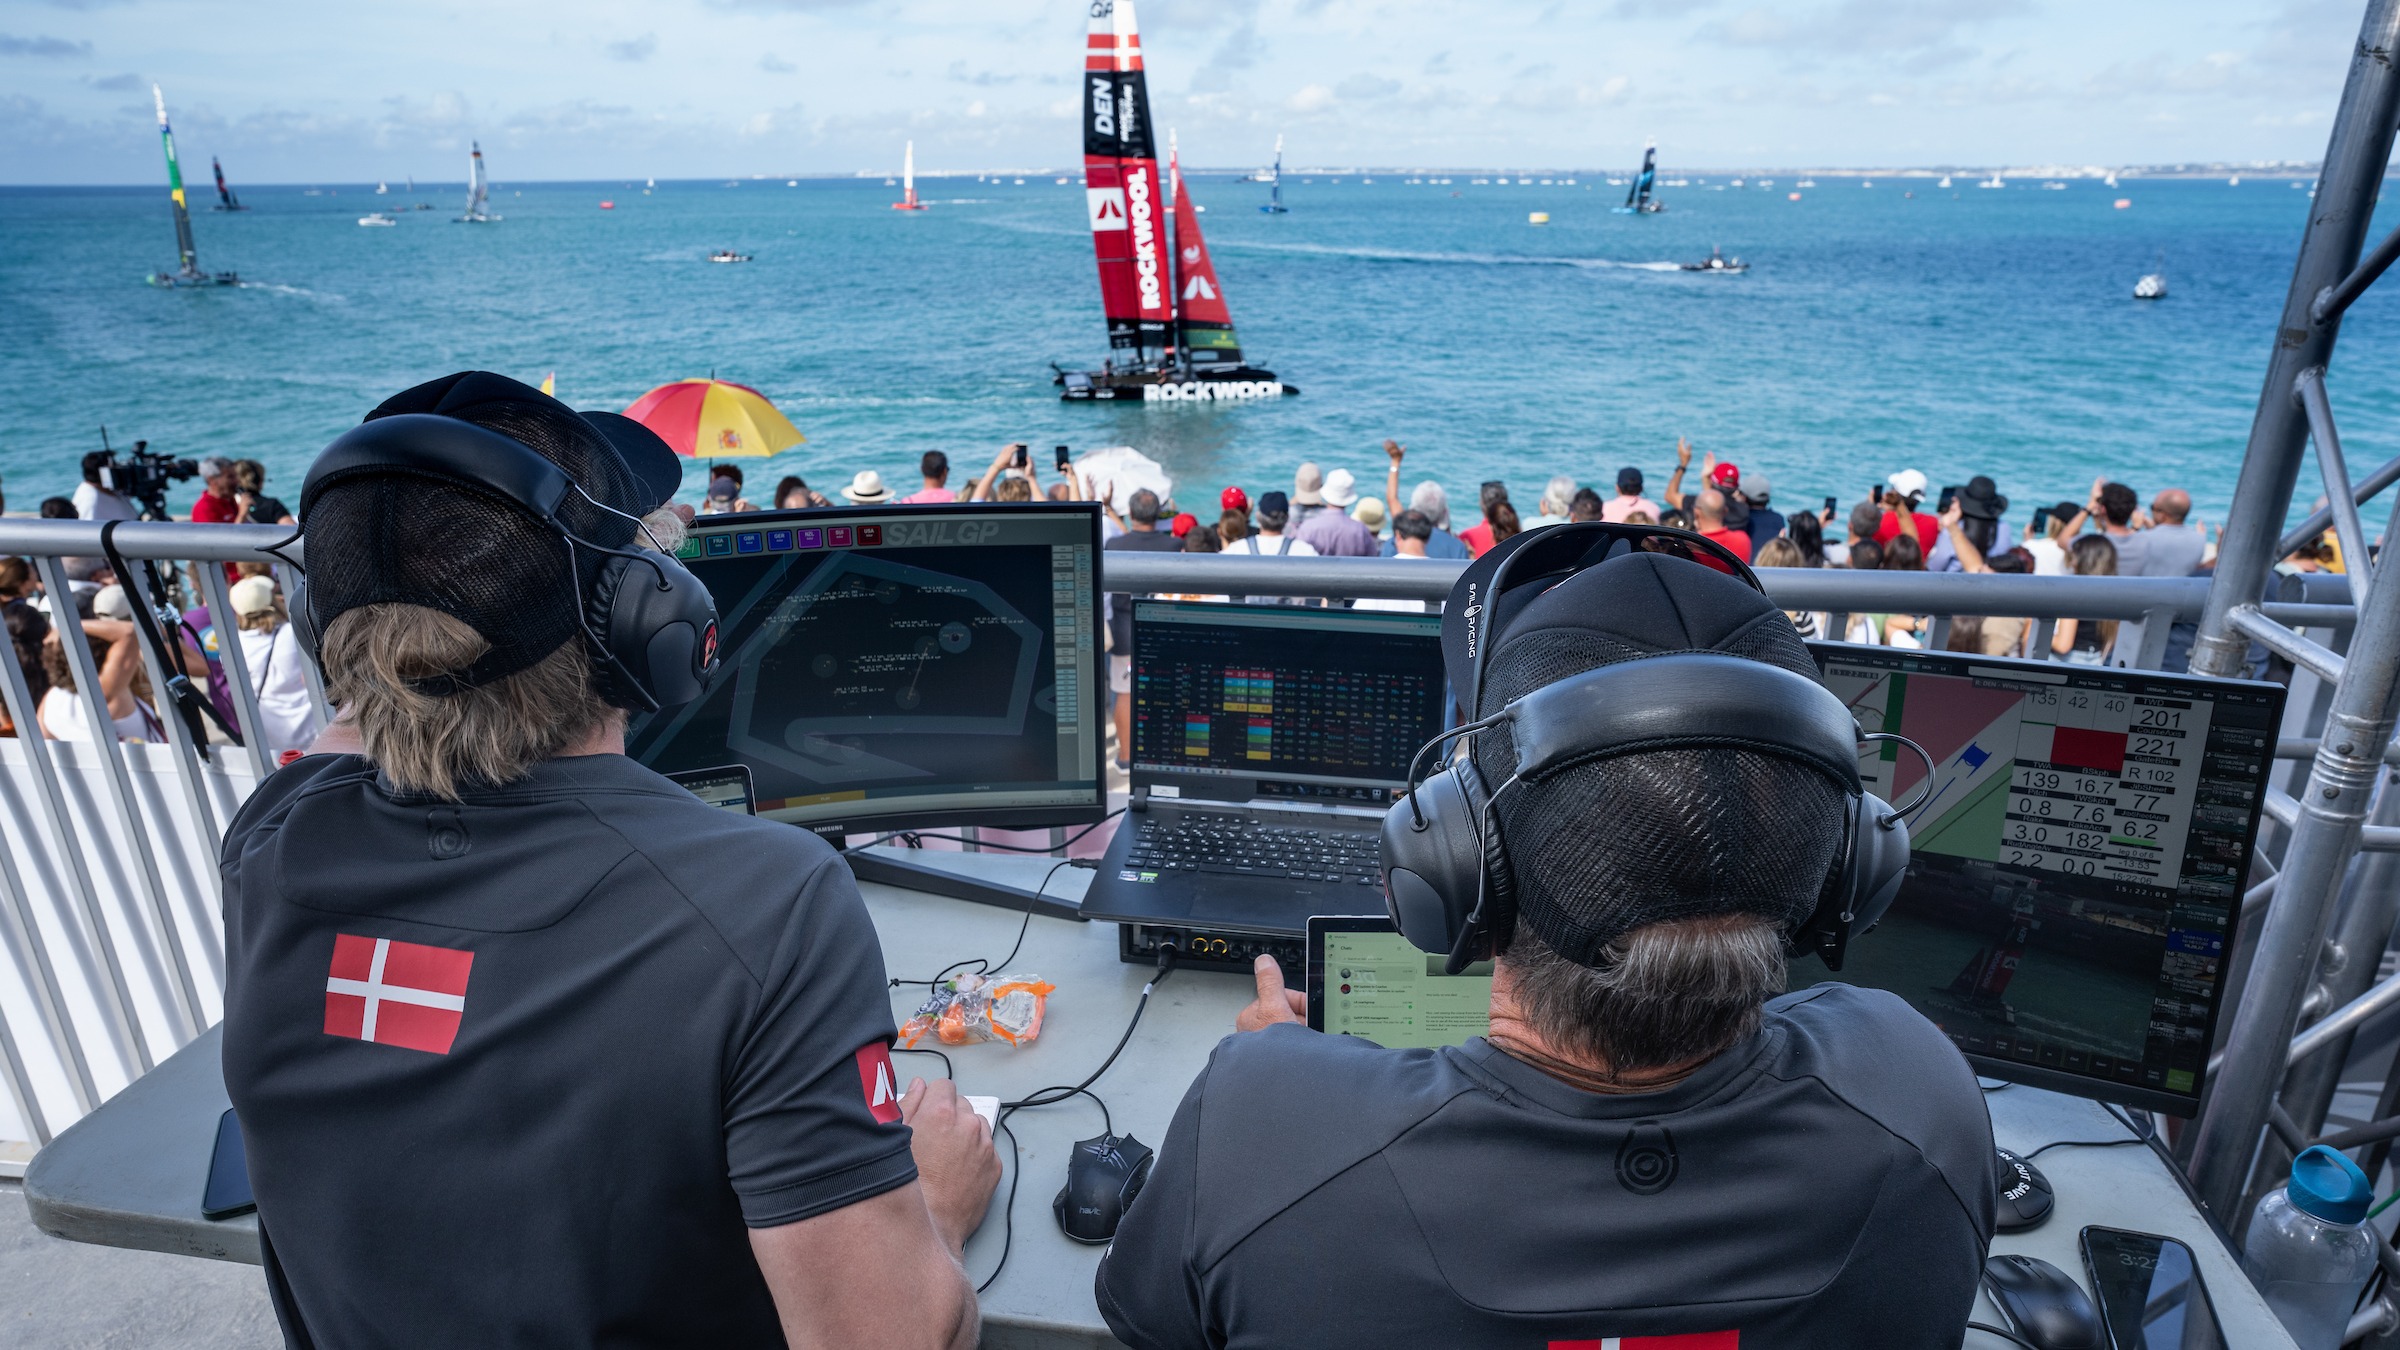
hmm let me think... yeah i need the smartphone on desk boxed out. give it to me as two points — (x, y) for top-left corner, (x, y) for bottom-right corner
(202, 1107), (254, 1220)
(2080, 1226), (2223, 1349)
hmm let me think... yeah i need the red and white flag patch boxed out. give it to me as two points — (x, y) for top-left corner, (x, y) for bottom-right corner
(324, 934), (473, 1055)
(856, 1042), (904, 1124)
(1555, 1325), (1747, 1335)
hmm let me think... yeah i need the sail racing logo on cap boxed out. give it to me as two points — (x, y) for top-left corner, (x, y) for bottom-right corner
(1463, 586), (1483, 660)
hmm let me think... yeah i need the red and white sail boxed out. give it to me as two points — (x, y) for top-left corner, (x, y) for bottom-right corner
(1166, 143), (1244, 369)
(1081, 1), (1169, 357)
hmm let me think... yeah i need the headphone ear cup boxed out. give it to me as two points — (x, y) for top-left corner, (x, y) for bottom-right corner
(1797, 792), (1911, 971)
(583, 552), (721, 713)
(1381, 766), (1488, 957)
(288, 573), (322, 665)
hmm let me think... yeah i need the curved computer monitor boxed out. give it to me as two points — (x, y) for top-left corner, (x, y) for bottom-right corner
(628, 502), (1105, 836)
(1796, 643), (2284, 1118)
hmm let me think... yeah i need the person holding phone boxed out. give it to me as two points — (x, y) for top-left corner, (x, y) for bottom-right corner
(968, 443), (1043, 502)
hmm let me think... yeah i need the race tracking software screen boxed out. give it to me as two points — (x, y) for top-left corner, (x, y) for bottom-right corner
(627, 505), (1103, 832)
(1796, 647), (2283, 1112)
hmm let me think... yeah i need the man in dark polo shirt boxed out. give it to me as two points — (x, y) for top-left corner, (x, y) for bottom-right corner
(1098, 551), (1995, 1349)
(220, 372), (997, 1349)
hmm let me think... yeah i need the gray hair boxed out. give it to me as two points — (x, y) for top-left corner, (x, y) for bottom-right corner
(1409, 480), (1451, 530)
(1499, 916), (1785, 1079)
(1540, 475), (1577, 519)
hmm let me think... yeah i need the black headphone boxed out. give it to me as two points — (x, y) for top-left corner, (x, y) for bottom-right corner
(286, 414), (720, 713)
(1378, 524), (1929, 974)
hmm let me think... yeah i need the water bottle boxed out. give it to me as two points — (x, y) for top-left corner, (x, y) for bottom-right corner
(2242, 1144), (2380, 1349)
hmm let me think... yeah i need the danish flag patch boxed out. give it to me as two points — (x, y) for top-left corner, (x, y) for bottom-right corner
(324, 934), (474, 1055)
(1545, 1325), (1737, 1335)
(857, 1042), (904, 1124)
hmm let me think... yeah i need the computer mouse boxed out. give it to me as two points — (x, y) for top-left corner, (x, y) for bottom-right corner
(1053, 1132), (1154, 1245)
(1994, 1147), (2055, 1232)
(1982, 1254), (2102, 1350)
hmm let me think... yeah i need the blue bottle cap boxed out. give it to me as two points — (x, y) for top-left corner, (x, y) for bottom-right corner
(2288, 1145), (2373, 1225)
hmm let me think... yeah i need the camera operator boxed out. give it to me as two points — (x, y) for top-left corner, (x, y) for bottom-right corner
(73, 451), (138, 523)
(1098, 551), (1995, 1349)
(220, 372), (996, 1349)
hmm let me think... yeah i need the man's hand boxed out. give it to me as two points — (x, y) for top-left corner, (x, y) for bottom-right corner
(1234, 954), (1307, 1033)
(899, 1078), (1000, 1256)
(1384, 438), (1404, 465)
(1676, 437), (1693, 468)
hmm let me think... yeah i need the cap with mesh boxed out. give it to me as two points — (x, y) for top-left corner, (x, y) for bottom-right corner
(301, 371), (657, 691)
(1466, 552), (1851, 965)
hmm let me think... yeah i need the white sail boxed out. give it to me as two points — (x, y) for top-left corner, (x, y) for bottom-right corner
(458, 142), (497, 221)
(904, 141), (915, 196)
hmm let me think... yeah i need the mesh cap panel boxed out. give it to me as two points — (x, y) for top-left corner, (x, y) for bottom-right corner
(1468, 559), (1850, 965)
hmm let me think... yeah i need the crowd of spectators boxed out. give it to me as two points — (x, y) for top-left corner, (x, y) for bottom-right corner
(0, 436), (2345, 751)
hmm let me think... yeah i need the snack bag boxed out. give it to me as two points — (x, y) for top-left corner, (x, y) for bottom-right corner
(898, 971), (1056, 1048)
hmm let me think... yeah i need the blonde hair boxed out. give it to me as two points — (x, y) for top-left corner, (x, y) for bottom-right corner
(1754, 537), (1804, 568)
(320, 605), (610, 801)
(237, 600), (288, 633)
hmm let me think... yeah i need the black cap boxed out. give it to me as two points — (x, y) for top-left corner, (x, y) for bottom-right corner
(1464, 550), (1850, 963)
(1616, 466), (1643, 494)
(579, 411), (683, 511)
(300, 371), (660, 693)
(1257, 490), (1291, 516)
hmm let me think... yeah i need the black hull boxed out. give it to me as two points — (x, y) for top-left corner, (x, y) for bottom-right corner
(148, 269), (238, 288)
(1058, 366), (1298, 403)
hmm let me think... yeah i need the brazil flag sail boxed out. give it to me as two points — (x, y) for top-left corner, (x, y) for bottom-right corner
(1082, 1), (1170, 358)
(1166, 145), (1244, 369)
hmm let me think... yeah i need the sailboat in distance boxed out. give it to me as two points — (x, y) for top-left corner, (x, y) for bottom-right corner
(210, 156), (248, 211)
(892, 141), (927, 210)
(1056, 2), (1291, 402)
(146, 86), (237, 287)
(1260, 135), (1288, 214)
(1613, 140), (1665, 214)
(455, 142), (500, 222)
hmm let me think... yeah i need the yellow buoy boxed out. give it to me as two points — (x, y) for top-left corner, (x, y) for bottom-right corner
(1528, 211), (1550, 225)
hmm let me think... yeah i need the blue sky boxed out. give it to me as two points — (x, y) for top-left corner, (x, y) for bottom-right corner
(0, 0), (2373, 183)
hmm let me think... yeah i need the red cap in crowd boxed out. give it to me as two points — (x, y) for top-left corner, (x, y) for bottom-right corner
(1171, 512), (1198, 538)
(1221, 486), (1250, 514)
(1709, 462), (1741, 490)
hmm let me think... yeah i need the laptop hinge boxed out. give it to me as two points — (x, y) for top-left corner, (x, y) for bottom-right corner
(1130, 784), (1151, 813)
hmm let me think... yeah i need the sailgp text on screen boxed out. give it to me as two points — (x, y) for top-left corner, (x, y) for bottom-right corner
(880, 520), (1004, 547)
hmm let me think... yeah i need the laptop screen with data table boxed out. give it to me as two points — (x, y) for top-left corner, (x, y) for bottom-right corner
(1796, 644), (2283, 1116)
(1130, 600), (1448, 805)
(1307, 917), (1494, 1048)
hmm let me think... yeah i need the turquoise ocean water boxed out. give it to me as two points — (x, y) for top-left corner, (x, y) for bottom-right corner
(5, 173), (2399, 532)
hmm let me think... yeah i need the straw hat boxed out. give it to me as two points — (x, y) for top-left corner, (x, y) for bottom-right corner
(230, 575), (280, 618)
(842, 470), (894, 504)
(1352, 496), (1388, 530)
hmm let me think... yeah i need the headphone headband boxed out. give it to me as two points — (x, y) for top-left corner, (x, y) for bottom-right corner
(1505, 653), (1864, 790)
(299, 413), (576, 525)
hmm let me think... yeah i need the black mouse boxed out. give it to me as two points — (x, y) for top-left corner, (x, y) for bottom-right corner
(1982, 1254), (2102, 1350)
(1053, 1132), (1154, 1245)
(1994, 1148), (2054, 1232)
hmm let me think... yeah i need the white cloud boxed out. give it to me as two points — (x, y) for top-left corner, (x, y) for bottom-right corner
(1286, 82), (1336, 113)
(604, 34), (657, 63)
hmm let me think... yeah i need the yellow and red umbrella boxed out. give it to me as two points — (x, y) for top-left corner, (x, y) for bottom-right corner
(622, 378), (804, 459)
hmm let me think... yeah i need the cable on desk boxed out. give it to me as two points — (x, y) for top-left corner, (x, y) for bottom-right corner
(1003, 946), (1176, 1113)
(2021, 1101), (2154, 1161)
(1964, 1321), (2040, 1349)
(976, 1088), (1112, 1295)
(853, 809), (1125, 856)
(890, 1046), (954, 1080)
(891, 856), (1093, 989)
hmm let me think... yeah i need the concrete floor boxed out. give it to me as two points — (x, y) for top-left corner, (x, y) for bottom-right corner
(1, 1183), (278, 1349)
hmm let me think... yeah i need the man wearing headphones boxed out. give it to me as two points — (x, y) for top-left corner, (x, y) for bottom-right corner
(219, 373), (997, 1349)
(1098, 542), (1996, 1348)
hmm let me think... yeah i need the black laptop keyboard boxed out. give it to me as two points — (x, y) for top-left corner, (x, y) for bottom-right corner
(1125, 813), (1385, 887)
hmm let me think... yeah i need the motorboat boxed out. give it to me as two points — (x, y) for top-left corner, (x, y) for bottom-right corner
(708, 249), (752, 263)
(1680, 246), (1749, 274)
(2135, 271), (2167, 300)
(358, 212), (397, 227)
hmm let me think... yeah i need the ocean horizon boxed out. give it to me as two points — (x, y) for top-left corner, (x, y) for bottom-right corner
(6, 173), (2398, 537)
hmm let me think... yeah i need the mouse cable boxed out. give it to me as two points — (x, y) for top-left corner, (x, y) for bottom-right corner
(2021, 1105), (2151, 1161)
(853, 809), (1126, 857)
(891, 856), (1093, 990)
(889, 1046), (954, 1080)
(1003, 946), (1177, 1114)
(974, 1088), (1112, 1295)
(1963, 1322), (2040, 1350)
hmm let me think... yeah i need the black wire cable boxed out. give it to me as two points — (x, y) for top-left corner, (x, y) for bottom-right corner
(889, 1046), (953, 1080)
(975, 1088), (1111, 1294)
(1964, 1321), (2041, 1349)
(1003, 949), (1175, 1113)
(852, 808), (1124, 855)
(2021, 1101), (2154, 1160)
(891, 856), (1088, 989)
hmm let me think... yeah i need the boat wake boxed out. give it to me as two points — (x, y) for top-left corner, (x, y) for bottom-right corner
(236, 282), (345, 302)
(1222, 239), (1687, 273)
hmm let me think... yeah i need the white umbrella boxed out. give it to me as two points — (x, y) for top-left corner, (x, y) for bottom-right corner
(1071, 446), (1173, 516)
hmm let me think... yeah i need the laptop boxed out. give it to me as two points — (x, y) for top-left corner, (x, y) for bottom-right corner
(1307, 915), (1494, 1048)
(1080, 600), (1452, 941)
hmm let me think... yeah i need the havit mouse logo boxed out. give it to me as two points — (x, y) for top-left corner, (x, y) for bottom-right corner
(855, 1042), (903, 1124)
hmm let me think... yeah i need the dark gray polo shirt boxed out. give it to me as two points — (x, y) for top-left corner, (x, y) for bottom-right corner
(1098, 984), (1995, 1349)
(220, 753), (915, 1349)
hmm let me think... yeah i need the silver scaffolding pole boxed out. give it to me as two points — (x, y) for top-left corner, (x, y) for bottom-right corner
(2182, 0), (2400, 1224)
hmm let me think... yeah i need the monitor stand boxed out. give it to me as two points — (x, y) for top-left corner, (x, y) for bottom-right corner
(840, 846), (1088, 923)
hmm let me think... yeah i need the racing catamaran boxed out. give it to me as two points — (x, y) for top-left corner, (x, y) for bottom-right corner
(892, 141), (927, 211)
(210, 157), (248, 212)
(456, 142), (500, 223)
(1614, 140), (1665, 214)
(146, 86), (237, 287)
(1056, 1), (1293, 403)
(1259, 135), (1287, 214)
